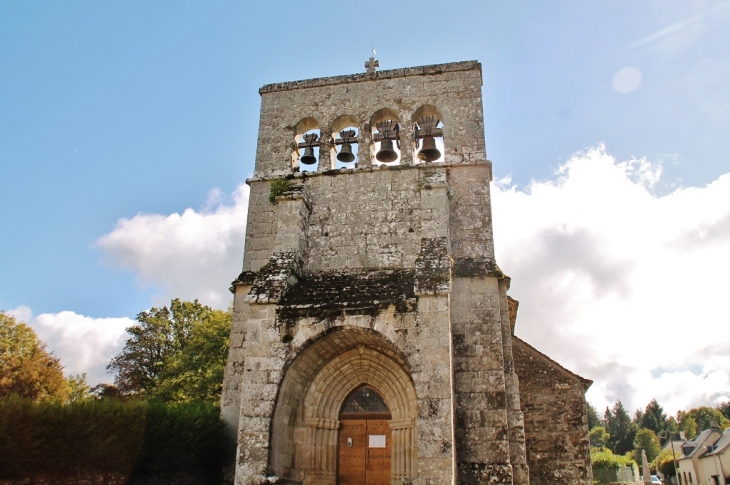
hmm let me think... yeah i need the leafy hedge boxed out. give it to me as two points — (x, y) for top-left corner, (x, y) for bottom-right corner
(591, 447), (637, 470)
(0, 395), (234, 483)
(591, 447), (639, 484)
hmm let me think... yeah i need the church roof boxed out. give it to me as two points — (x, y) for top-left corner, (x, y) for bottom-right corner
(512, 335), (593, 388)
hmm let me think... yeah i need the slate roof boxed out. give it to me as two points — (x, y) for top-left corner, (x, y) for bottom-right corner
(512, 335), (593, 388)
(681, 429), (723, 458)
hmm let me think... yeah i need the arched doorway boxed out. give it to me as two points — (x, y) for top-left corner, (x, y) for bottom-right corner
(268, 328), (418, 485)
(338, 386), (392, 485)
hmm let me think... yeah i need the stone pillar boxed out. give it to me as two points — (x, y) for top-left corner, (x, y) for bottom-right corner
(447, 164), (515, 484)
(358, 120), (372, 169)
(221, 281), (252, 434)
(499, 279), (529, 485)
(233, 182), (312, 485)
(413, 168), (455, 484)
(317, 132), (333, 173)
(304, 418), (339, 485)
(400, 115), (414, 166)
(273, 184), (310, 257)
(235, 302), (280, 485)
(450, 276), (513, 485)
(390, 418), (417, 482)
(418, 167), (449, 242)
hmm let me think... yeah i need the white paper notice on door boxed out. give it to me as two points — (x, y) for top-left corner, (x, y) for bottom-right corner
(368, 435), (386, 448)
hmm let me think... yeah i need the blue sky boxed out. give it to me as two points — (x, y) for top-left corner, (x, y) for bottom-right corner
(2, 1), (729, 412)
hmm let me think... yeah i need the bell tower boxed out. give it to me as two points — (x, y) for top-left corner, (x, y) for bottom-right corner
(221, 60), (530, 485)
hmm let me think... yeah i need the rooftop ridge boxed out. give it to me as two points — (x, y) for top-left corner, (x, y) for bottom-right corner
(513, 335), (593, 387)
(259, 60), (482, 94)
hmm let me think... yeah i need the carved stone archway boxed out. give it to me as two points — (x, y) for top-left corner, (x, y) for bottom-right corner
(268, 327), (418, 485)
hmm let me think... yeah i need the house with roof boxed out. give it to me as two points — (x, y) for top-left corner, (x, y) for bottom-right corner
(697, 427), (730, 485)
(676, 426), (725, 485)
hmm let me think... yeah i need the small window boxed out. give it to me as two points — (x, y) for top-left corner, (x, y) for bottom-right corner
(341, 386), (389, 415)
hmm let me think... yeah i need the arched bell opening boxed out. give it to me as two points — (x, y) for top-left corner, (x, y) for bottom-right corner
(293, 117), (321, 172)
(412, 105), (445, 164)
(268, 327), (418, 485)
(370, 108), (401, 166)
(330, 115), (360, 170)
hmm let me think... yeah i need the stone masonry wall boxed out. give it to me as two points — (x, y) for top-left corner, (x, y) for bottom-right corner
(303, 169), (421, 271)
(241, 162), (480, 274)
(225, 288), (456, 485)
(512, 337), (593, 485)
(222, 62), (529, 485)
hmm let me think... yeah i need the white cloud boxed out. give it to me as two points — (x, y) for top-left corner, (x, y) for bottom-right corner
(2, 184), (250, 384)
(21, 152), (728, 412)
(9, 304), (33, 324)
(492, 145), (730, 415)
(96, 184), (250, 309)
(7, 306), (133, 385)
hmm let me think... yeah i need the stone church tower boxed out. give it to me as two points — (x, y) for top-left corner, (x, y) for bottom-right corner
(221, 61), (592, 485)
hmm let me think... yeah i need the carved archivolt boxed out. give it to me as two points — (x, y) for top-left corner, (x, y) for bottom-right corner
(303, 346), (417, 422)
(302, 347), (418, 483)
(269, 328), (418, 485)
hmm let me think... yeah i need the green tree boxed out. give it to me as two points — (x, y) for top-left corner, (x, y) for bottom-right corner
(606, 400), (634, 455)
(625, 422), (640, 454)
(107, 299), (231, 404)
(641, 399), (669, 435)
(677, 411), (697, 440)
(633, 428), (661, 464)
(718, 401), (730, 420)
(656, 448), (678, 478)
(0, 312), (68, 402)
(587, 402), (601, 429)
(633, 408), (644, 425)
(604, 406), (613, 426)
(687, 406), (730, 431)
(153, 309), (231, 403)
(66, 373), (92, 402)
(90, 383), (124, 400)
(589, 426), (610, 448)
(665, 415), (679, 435)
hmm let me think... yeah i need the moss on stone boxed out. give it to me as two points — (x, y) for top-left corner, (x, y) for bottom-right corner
(269, 178), (291, 203)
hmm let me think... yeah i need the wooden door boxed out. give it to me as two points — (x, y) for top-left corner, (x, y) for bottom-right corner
(339, 420), (366, 485)
(338, 419), (391, 485)
(365, 419), (391, 485)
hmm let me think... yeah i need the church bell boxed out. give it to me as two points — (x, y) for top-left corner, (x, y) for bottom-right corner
(337, 142), (355, 163)
(376, 139), (398, 163)
(417, 136), (441, 162)
(300, 146), (317, 165)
